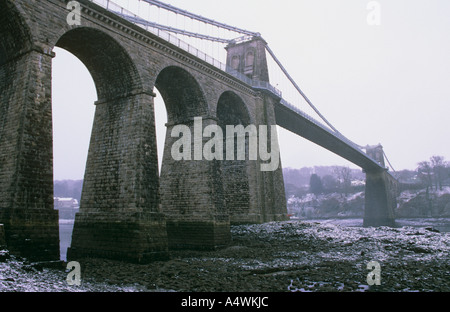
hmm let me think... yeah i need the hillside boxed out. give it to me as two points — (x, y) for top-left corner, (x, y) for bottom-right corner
(283, 167), (450, 219)
(54, 180), (83, 203)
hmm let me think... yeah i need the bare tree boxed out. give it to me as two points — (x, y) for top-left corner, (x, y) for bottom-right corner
(417, 160), (433, 216)
(430, 155), (446, 191)
(417, 161), (433, 192)
(333, 166), (352, 197)
(309, 174), (323, 195)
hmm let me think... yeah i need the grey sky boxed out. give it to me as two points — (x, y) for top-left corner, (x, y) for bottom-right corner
(52, 0), (450, 180)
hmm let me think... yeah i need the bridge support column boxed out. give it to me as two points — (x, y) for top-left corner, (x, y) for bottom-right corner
(0, 47), (60, 261)
(67, 92), (168, 263)
(364, 170), (396, 227)
(160, 118), (230, 250)
(257, 95), (288, 223)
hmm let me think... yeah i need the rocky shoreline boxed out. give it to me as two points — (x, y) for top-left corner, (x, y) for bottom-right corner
(1, 220), (449, 292)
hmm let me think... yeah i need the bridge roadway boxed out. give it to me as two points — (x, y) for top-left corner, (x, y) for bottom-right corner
(274, 98), (385, 173)
(248, 83), (385, 173)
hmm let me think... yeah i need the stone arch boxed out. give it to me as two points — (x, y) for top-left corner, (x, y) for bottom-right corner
(155, 66), (230, 249)
(217, 91), (253, 224)
(60, 28), (167, 262)
(55, 27), (142, 102)
(217, 91), (251, 126)
(154, 65), (208, 124)
(245, 50), (255, 67)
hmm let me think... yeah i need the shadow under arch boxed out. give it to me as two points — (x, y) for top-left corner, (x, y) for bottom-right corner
(217, 91), (254, 224)
(155, 66), (230, 250)
(55, 27), (142, 102)
(155, 65), (208, 124)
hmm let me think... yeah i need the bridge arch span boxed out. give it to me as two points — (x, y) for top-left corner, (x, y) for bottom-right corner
(217, 91), (251, 126)
(155, 65), (231, 250)
(0, 0), (288, 260)
(154, 65), (208, 124)
(54, 26), (142, 103)
(216, 91), (255, 224)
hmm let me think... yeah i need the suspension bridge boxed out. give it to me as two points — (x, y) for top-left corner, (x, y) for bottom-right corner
(97, 0), (395, 172)
(0, 0), (398, 262)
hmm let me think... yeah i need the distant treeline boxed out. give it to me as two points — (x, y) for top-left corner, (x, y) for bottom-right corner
(283, 166), (366, 198)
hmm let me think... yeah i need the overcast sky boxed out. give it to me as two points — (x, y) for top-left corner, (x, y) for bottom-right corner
(52, 0), (450, 180)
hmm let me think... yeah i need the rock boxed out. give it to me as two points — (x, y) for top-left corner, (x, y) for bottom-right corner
(425, 227), (440, 233)
(0, 224), (6, 248)
(0, 249), (10, 262)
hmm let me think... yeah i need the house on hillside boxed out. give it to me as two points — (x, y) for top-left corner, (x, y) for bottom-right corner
(54, 197), (79, 220)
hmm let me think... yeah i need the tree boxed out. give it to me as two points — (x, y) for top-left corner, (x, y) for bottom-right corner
(417, 160), (434, 216)
(333, 166), (352, 196)
(430, 155), (446, 191)
(322, 174), (338, 193)
(309, 174), (323, 195)
(417, 161), (433, 192)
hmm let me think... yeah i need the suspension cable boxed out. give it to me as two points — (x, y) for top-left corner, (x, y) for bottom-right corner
(383, 150), (397, 173)
(265, 45), (342, 134)
(120, 1), (342, 136)
(140, 0), (259, 37)
(120, 13), (231, 43)
(100, 0), (390, 168)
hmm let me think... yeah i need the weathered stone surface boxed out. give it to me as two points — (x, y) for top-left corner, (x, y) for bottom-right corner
(364, 169), (397, 227)
(0, 224), (6, 248)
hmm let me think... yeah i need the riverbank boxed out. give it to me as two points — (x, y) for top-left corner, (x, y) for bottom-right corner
(1, 220), (449, 292)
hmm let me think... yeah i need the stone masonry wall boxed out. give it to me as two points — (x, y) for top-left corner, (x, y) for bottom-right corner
(0, 0), (288, 261)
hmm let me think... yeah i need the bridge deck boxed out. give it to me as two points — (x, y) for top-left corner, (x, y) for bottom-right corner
(273, 100), (385, 173)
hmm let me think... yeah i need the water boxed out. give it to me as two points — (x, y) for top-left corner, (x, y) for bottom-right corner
(59, 219), (74, 261)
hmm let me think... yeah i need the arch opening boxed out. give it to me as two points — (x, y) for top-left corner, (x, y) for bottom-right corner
(155, 66), (230, 249)
(55, 27), (141, 102)
(155, 66), (210, 218)
(52, 27), (145, 260)
(52, 47), (96, 261)
(155, 66), (208, 125)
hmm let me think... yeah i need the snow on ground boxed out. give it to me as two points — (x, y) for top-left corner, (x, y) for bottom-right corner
(1, 220), (449, 292)
(0, 255), (147, 292)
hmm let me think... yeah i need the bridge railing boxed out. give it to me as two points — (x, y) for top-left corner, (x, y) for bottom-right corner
(92, 1), (284, 95)
(91, 0), (229, 72)
(277, 97), (386, 169)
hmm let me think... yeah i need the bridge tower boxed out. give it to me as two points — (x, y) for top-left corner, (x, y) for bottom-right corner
(363, 144), (397, 227)
(225, 36), (270, 82)
(365, 144), (386, 168)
